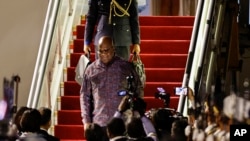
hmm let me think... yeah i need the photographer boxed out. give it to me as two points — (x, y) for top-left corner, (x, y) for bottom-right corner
(150, 108), (174, 141)
(113, 96), (158, 141)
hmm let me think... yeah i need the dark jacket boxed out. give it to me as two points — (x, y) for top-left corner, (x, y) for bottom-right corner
(84, 0), (140, 46)
(37, 129), (60, 141)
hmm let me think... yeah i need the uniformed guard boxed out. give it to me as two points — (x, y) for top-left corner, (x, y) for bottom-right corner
(83, 0), (141, 61)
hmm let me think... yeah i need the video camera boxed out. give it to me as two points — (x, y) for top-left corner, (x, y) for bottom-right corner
(117, 75), (139, 110)
(155, 87), (170, 107)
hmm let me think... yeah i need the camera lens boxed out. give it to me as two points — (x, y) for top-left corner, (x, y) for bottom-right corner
(117, 90), (127, 96)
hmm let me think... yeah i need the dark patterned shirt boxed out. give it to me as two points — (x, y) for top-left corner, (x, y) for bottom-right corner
(80, 56), (141, 127)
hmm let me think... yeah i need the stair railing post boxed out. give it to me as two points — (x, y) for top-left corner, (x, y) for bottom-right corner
(177, 0), (205, 114)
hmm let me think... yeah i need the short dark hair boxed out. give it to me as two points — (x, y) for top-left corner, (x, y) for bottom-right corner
(171, 119), (188, 138)
(107, 117), (126, 136)
(152, 108), (174, 131)
(38, 107), (51, 126)
(84, 123), (104, 141)
(20, 108), (41, 132)
(13, 106), (30, 132)
(126, 117), (146, 138)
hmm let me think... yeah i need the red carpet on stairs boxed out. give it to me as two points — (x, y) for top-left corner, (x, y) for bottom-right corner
(55, 16), (194, 141)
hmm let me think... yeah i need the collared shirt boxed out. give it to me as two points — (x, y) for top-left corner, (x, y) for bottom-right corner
(110, 136), (127, 141)
(80, 56), (140, 127)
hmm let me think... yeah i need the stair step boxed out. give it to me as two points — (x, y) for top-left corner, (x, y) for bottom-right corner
(73, 39), (190, 54)
(140, 40), (190, 54)
(57, 110), (82, 125)
(138, 16), (195, 26)
(69, 53), (187, 68)
(140, 26), (193, 40)
(81, 16), (195, 26)
(63, 81), (182, 97)
(146, 68), (185, 82)
(66, 67), (185, 82)
(76, 25), (193, 40)
(54, 125), (84, 140)
(60, 96), (179, 111)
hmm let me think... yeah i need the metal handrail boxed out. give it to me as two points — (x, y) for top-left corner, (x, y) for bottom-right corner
(177, 0), (205, 114)
(27, 0), (87, 111)
(192, 0), (215, 111)
(177, 0), (217, 114)
(27, 0), (60, 108)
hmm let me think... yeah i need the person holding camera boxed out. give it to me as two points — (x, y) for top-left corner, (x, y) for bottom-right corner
(80, 36), (141, 140)
(113, 96), (158, 141)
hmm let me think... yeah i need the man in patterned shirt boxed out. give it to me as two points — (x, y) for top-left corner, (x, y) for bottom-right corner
(80, 36), (141, 135)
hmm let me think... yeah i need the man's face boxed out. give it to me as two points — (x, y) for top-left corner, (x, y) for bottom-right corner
(98, 43), (115, 64)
